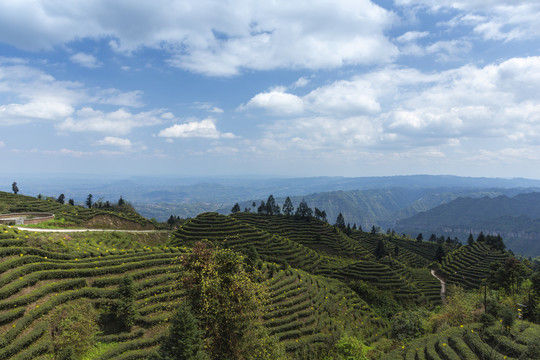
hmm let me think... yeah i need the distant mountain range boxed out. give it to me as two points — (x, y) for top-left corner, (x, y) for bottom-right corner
(395, 192), (540, 257)
(3, 174), (540, 256)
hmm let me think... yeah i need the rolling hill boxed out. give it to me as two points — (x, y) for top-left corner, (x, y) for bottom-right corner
(0, 191), (536, 359)
(395, 192), (540, 257)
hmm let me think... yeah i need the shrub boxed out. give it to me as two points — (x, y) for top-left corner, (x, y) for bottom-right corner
(391, 311), (426, 342)
(49, 298), (98, 359)
(480, 313), (495, 329)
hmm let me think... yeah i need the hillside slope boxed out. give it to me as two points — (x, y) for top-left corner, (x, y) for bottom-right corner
(395, 192), (540, 256)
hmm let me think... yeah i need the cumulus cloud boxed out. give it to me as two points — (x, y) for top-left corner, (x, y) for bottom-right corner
(242, 77), (382, 116)
(253, 56), (540, 154)
(70, 52), (102, 68)
(241, 91), (304, 115)
(0, 0), (397, 76)
(158, 118), (236, 139)
(396, 0), (540, 42)
(0, 63), (156, 132)
(96, 136), (132, 148)
(57, 107), (163, 135)
(0, 65), (81, 125)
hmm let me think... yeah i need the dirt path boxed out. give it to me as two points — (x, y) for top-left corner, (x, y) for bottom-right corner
(430, 269), (446, 304)
(9, 226), (168, 234)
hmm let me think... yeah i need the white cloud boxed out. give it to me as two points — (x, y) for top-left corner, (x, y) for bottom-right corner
(241, 91), (304, 115)
(396, 31), (429, 43)
(70, 52), (102, 68)
(0, 65), (82, 125)
(253, 56), (540, 155)
(0, 63), (158, 132)
(158, 118), (236, 139)
(0, 140), (4, 148)
(96, 136), (132, 148)
(0, 0), (397, 76)
(242, 77), (381, 116)
(292, 77), (310, 89)
(57, 107), (163, 135)
(396, 1), (540, 42)
(91, 89), (144, 107)
(196, 104), (224, 113)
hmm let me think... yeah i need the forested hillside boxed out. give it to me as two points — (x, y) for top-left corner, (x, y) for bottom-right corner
(395, 192), (540, 257)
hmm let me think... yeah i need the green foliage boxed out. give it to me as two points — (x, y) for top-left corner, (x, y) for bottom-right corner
(500, 307), (515, 332)
(282, 196), (294, 216)
(374, 239), (388, 260)
(350, 280), (400, 318)
(117, 275), (137, 331)
(334, 334), (367, 360)
(480, 312), (496, 329)
(428, 285), (481, 332)
(50, 299), (98, 359)
(391, 310), (427, 342)
(158, 301), (208, 360)
(181, 241), (277, 360)
(335, 213), (345, 230)
(434, 243), (445, 263)
(295, 199), (313, 218)
(489, 257), (530, 294)
(231, 203), (241, 213)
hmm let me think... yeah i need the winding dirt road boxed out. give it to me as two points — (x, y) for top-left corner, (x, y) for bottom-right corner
(9, 226), (168, 234)
(431, 269), (447, 304)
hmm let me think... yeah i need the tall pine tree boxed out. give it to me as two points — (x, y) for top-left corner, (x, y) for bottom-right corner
(159, 301), (207, 360)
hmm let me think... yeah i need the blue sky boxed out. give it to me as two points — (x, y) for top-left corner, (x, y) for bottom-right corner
(1, 0), (540, 178)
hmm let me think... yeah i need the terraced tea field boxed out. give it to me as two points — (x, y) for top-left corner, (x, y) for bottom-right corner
(0, 192), (154, 230)
(0, 198), (523, 359)
(383, 322), (540, 360)
(0, 221), (388, 359)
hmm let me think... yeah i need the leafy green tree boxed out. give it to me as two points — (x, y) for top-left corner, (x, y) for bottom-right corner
(282, 196), (294, 216)
(489, 257), (529, 294)
(416, 233), (423, 242)
(118, 196), (125, 206)
(57, 193), (65, 204)
(231, 203), (241, 213)
(375, 239), (388, 260)
(181, 241), (281, 359)
(117, 275), (137, 331)
(334, 334), (367, 360)
(12, 182), (18, 195)
(335, 213), (345, 230)
(159, 301), (208, 360)
(429, 234), (437, 242)
(391, 310), (425, 341)
(68, 198), (75, 206)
